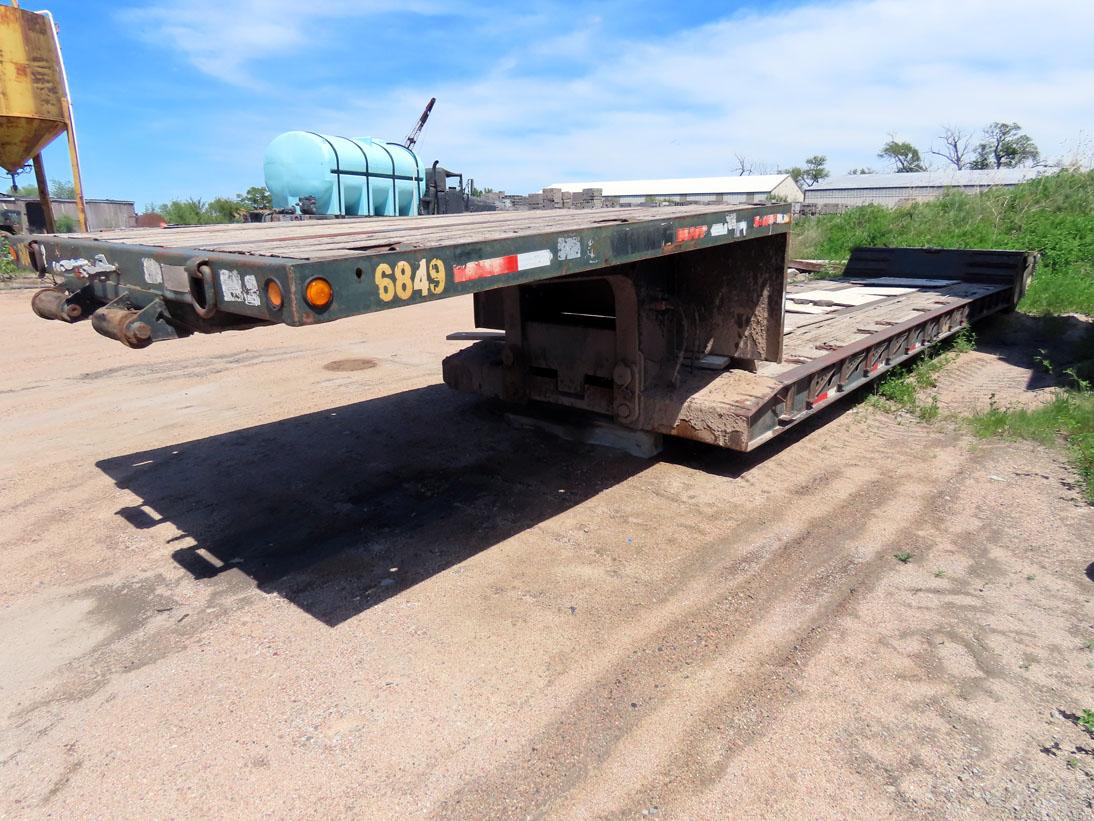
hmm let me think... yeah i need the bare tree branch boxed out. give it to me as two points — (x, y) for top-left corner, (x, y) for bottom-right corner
(929, 125), (973, 169)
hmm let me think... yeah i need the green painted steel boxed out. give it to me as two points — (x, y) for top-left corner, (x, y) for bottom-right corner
(14, 204), (792, 331)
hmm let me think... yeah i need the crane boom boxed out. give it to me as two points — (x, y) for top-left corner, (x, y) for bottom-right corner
(404, 97), (436, 149)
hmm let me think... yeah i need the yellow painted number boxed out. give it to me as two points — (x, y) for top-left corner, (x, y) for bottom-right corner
(374, 258), (446, 303)
(374, 263), (394, 302)
(413, 259), (429, 296)
(393, 261), (412, 300)
(429, 258), (446, 294)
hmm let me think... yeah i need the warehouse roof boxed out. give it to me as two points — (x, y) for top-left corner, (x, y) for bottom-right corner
(547, 174), (795, 196)
(808, 168), (1049, 191)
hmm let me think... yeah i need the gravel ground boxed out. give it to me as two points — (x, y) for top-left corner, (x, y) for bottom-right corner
(0, 290), (1090, 818)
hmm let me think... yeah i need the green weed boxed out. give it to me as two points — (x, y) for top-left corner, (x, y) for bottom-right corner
(866, 331), (973, 420)
(934, 569), (946, 578)
(952, 327), (976, 355)
(1079, 709), (1094, 732)
(0, 237), (19, 280)
(894, 552), (913, 563)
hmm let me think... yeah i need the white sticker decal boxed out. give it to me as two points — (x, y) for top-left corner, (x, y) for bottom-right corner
(516, 249), (553, 270)
(557, 236), (581, 261)
(220, 269), (244, 302)
(142, 258), (163, 284)
(51, 257), (90, 273)
(242, 273), (260, 306)
(710, 213), (748, 238)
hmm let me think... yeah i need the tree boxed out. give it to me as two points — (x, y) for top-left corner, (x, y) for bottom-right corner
(156, 185), (271, 224)
(159, 198), (210, 225)
(847, 167), (878, 175)
(15, 177), (77, 198)
(878, 139), (926, 173)
(969, 122), (1040, 169)
(930, 125), (973, 169)
(207, 197), (244, 223)
(238, 185), (271, 210)
(782, 156), (828, 187)
(801, 155), (829, 187)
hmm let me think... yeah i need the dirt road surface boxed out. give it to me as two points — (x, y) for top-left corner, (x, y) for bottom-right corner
(1, 288), (1091, 818)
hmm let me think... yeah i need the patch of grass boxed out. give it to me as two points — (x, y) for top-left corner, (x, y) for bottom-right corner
(1067, 757), (1080, 769)
(792, 169), (1094, 316)
(894, 551), (913, 563)
(967, 382), (1094, 503)
(865, 329), (974, 420)
(0, 236), (19, 280)
(1079, 709), (1094, 732)
(934, 569), (946, 578)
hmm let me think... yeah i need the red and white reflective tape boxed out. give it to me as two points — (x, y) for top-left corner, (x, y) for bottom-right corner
(454, 249), (553, 283)
(675, 226), (708, 243)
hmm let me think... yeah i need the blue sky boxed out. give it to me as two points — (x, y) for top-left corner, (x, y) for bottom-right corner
(30, 0), (1094, 208)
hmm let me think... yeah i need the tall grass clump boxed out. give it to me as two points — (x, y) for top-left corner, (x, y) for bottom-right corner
(792, 169), (1094, 316)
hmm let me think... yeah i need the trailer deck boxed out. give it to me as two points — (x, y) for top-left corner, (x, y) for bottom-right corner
(17, 207), (1034, 455)
(19, 204), (791, 335)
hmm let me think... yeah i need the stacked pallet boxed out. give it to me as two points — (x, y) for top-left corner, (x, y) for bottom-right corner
(571, 188), (604, 209)
(526, 187), (605, 210)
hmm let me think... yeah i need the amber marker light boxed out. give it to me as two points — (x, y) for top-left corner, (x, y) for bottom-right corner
(265, 279), (284, 310)
(304, 277), (333, 310)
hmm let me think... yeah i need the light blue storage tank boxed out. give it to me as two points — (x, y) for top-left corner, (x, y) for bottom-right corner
(263, 131), (424, 217)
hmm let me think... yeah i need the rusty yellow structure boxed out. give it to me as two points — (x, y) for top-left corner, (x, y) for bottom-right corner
(0, 1), (85, 231)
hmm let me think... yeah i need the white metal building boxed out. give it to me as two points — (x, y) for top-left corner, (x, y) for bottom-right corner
(547, 174), (804, 205)
(803, 168), (1049, 208)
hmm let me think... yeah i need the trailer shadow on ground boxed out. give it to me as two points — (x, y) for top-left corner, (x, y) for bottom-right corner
(96, 312), (1090, 628)
(97, 385), (649, 627)
(976, 311), (1093, 388)
(96, 379), (861, 627)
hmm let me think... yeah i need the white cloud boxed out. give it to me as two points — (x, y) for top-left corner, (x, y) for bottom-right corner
(118, 0), (1094, 197)
(117, 0), (457, 87)
(308, 0), (1094, 190)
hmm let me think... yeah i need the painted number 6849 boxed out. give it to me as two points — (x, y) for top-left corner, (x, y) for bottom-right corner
(374, 258), (446, 302)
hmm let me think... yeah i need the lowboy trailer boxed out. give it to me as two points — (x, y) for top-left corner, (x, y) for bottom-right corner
(15, 205), (1035, 452)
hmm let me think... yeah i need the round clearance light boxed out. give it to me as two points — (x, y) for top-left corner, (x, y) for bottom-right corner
(265, 279), (284, 311)
(304, 277), (333, 310)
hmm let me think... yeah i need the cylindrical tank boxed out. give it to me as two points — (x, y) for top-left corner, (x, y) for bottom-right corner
(263, 131), (424, 217)
(0, 6), (68, 173)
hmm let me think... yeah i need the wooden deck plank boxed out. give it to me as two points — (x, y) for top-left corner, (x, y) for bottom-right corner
(60, 206), (746, 261)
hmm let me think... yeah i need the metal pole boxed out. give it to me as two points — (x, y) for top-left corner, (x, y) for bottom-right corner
(37, 9), (87, 231)
(31, 151), (55, 233)
(61, 99), (86, 230)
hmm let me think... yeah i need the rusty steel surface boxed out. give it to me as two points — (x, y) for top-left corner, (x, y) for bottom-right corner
(444, 248), (1036, 452)
(0, 5), (66, 173)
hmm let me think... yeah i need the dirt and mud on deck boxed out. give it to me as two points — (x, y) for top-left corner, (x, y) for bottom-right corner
(0, 289), (1091, 817)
